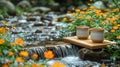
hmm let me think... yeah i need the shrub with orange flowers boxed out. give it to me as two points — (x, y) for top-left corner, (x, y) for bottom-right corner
(70, 5), (120, 43)
(0, 21), (26, 66)
(70, 2), (120, 60)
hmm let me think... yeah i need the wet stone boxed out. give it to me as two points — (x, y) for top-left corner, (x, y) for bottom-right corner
(78, 48), (110, 62)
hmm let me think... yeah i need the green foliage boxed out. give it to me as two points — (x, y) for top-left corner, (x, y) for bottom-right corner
(0, 7), (9, 17)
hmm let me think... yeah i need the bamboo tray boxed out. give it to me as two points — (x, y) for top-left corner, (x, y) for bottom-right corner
(63, 36), (116, 49)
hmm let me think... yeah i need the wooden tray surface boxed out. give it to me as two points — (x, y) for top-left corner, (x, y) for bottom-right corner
(63, 36), (116, 49)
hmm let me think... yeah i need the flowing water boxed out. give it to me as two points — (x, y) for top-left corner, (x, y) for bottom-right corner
(24, 44), (79, 59)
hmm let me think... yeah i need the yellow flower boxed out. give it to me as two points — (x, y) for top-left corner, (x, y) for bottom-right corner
(33, 53), (38, 60)
(44, 50), (54, 59)
(10, 42), (16, 46)
(89, 6), (94, 9)
(69, 19), (73, 22)
(0, 38), (5, 45)
(110, 29), (115, 33)
(118, 24), (120, 26)
(55, 18), (58, 22)
(63, 18), (67, 21)
(12, 26), (16, 29)
(2, 64), (9, 67)
(78, 16), (83, 19)
(8, 51), (14, 56)
(24, 65), (29, 67)
(113, 26), (118, 30)
(112, 8), (119, 12)
(19, 51), (29, 57)
(101, 63), (105, 67)
(15, 38), (24, 46)
(87, 3), (91, 6)
(90, 0), (92, 2)
(82, 8), (87, 10)
(116, 36), (120, 39)
(39, 64), (45, 67)
(16, 57), (24, 62)
(75, 9), (80, 13)
(71, 13), (75, 17)
(102, 22), (105, 25)
(2, 20), (8, 26)
(51, 61), (66, 67)
(0, 27), (7, 35)
(67, 11), (70, 14)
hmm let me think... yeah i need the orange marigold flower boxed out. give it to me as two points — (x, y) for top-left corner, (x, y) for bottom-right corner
(15, 38), (24, 45)
(80, 11), (85, 14)
(89, 6), (94, 9)
(2, 64), (9, 67)
(0, 27), (7, 35)
(51, 61), (66, 67)
(0, 38), (5, 45)
(33, 53), (38, 60)
(113, 22), (118, 25)
(8, 51), (14, 56)
(16, 57), (24, 63)
(110, 29), (115, 33)
(113, 26), (118, 30)
(19, 51), (29, 57)
(44, 50), (54, 59)
(75, 9), (80, 13)
(110, 17), (115, 21)
(31, 63), (38, 67)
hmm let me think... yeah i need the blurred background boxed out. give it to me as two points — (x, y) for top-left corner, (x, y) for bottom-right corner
(0, 0), (119, 18)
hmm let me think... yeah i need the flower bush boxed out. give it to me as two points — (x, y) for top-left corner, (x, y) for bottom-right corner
(70, 5), (120, 43)
(0, 21), (66, 67)
(0, 21), (25, 66)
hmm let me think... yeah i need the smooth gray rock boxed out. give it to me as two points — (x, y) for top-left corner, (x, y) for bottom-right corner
(78, 48), (110, 61)
(31, 7), (51, 13)
(17, 0), (31, 8)
(93, 1), (105, 9)
(0, 1), (16, 15)
(77, 4), (88, 10)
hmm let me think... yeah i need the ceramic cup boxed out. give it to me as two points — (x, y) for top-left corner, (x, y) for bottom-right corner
(76, 26), (89, 39)
(90, 28), (104, 43)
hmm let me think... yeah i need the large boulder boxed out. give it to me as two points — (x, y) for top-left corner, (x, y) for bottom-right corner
(93, 1), (106, 10)
(17, 0), (31, 8)
(78, 48), (110, 61)
(0, 1), (16, 15)
(31, 7), (51, 13)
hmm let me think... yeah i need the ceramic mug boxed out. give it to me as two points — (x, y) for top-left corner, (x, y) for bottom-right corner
(90, 28), (104, 43)
(76, 26), (89, 39)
